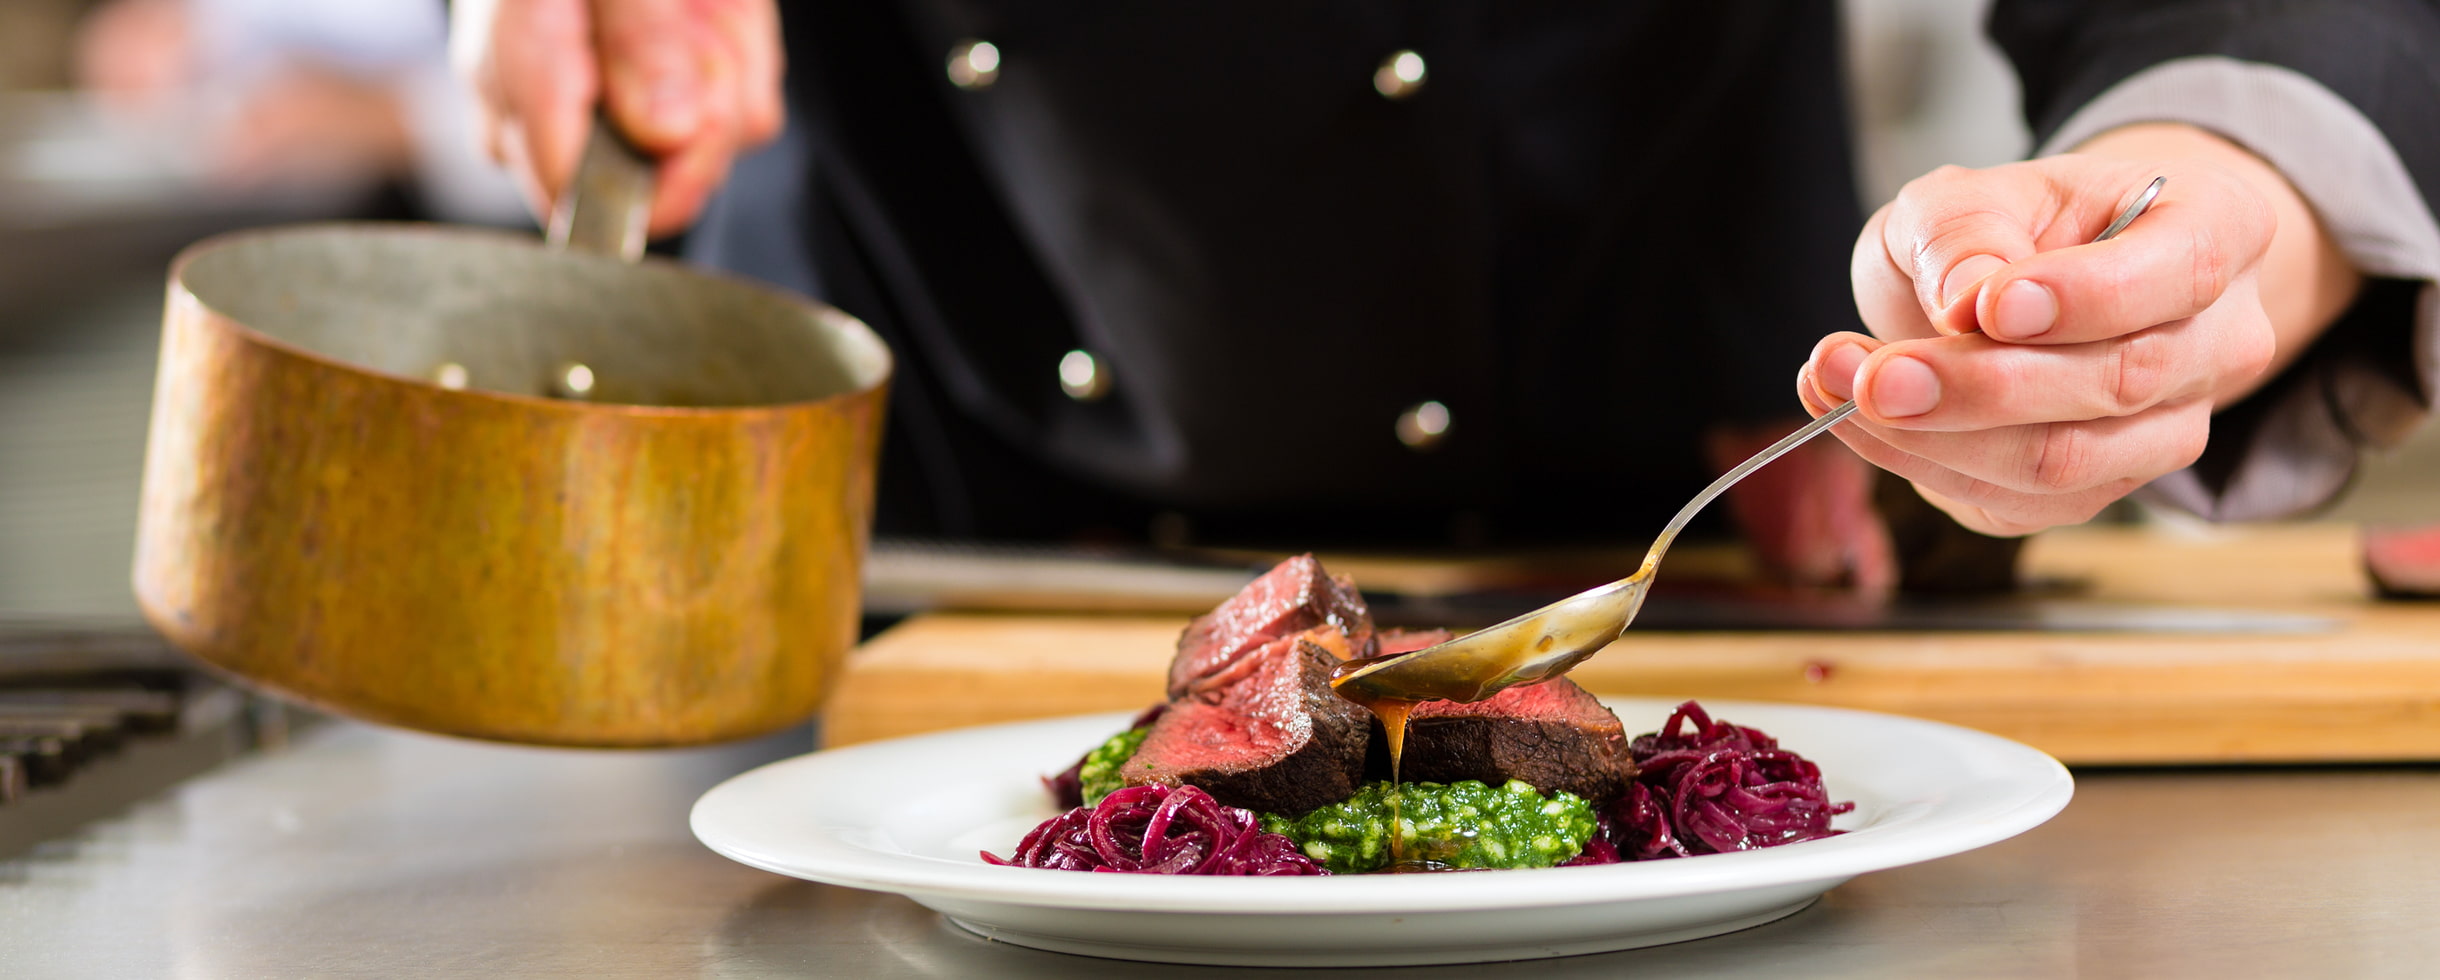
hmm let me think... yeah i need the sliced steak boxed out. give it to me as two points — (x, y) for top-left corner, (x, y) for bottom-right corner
(1125, 628), (1369, 815)
(1374, 678), (1637, 804)
(1168, 555), (1374, 702)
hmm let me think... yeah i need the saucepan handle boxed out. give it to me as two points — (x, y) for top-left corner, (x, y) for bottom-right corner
(546, 111), (654, 262)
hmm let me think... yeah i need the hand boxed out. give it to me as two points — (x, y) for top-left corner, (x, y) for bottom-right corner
(73, 0), (192, 111)
(212, 67), (414, 187)
(454, 0), (784, 237)
(1800, 124), (2361, 536)
(76, 0), (411, 188)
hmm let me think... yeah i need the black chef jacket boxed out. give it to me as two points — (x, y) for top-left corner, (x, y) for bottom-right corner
(687, 0), (2440, 549)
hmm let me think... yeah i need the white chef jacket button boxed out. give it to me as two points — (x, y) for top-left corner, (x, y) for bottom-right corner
(947, 40), (1002, 90)
(1396, 400), (1450, 451)
(1059, 349), (1111, 402)
(1374, 50), (1426, 100)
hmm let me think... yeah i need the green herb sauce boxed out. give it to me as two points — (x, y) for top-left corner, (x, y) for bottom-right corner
(1259, 780), (1597, 874)
(1078, 726), (1151, 806)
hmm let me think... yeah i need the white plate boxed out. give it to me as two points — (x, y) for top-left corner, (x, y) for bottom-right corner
(691, 698), (2072, 967)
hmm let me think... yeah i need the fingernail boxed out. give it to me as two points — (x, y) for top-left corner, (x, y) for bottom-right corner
(1870, 356), (1941, 418)
(1797, 364), (1828, 412)
(1941, 254), (2007, 308)
(1992, 280), (2057, 340)
(1820, 342), (1866, 401)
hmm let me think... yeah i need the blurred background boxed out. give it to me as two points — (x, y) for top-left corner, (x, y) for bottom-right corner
(0, 0), (523, 619)
(0, 0), (2432, 620)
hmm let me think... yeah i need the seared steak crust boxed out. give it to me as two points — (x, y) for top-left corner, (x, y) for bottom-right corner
(1168, 555), (1373, 702)
(1377, 677), (1637, 804)
(1125, 628), (1369, 815)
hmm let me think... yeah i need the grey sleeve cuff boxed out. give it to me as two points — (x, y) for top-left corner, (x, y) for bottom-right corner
(2038, 56), (2440, 521)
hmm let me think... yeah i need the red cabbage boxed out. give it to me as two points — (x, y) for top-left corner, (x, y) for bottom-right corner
(1558, 835), (1621, 867)
(983, 784), (1328, 876)
(1043, 762), (1086, 811)
(1577, 700), (1853, 863)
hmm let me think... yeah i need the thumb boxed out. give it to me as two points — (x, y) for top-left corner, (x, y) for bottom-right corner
(1877, 165), (2047, 335)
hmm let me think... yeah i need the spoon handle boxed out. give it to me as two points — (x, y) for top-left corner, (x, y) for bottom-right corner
(548, 111), (654, 263)
(1636, 399), (1859, 576)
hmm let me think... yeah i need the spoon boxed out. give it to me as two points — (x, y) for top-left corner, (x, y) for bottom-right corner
(1333, 175), (2169, 705)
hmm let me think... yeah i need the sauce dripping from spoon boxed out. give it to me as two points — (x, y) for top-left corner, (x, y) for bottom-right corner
(1331, 652), (1435, 871)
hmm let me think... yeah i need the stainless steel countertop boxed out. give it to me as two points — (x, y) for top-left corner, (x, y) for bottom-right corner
(3, 721), (2436, 979)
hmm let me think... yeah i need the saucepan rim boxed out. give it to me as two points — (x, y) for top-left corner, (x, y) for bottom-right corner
(166, 221), (894, 420)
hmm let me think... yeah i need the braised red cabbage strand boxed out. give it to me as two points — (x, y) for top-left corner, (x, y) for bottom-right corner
(984, 784), (1327, 876)
(1574, 700), (1854, 863)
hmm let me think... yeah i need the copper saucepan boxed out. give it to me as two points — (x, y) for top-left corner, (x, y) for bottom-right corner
(134, 129), (891, 746)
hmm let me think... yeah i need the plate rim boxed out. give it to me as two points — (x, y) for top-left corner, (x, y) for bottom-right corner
(690, 697), (2074, 914)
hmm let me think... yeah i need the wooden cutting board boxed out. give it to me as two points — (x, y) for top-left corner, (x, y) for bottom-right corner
(823, 524), (2440, 764)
